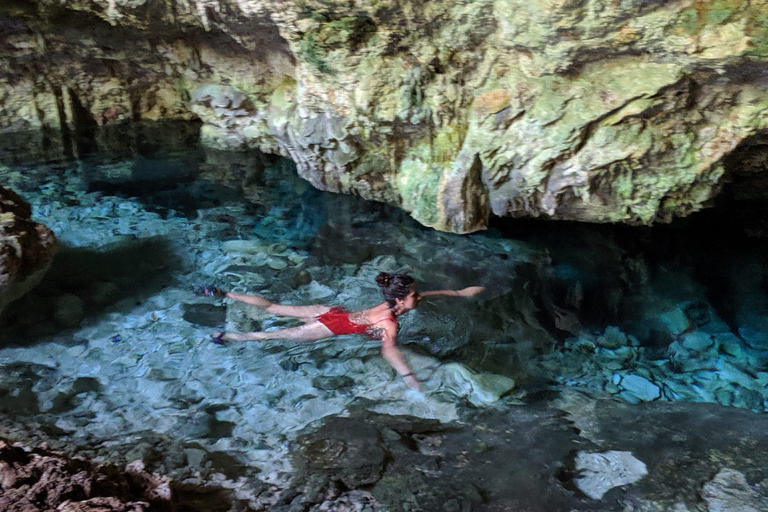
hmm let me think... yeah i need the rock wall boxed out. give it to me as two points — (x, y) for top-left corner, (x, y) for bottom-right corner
(0, 185), (57, 315)
(1, 0), (768, 232)
(0, 439), (171, 512)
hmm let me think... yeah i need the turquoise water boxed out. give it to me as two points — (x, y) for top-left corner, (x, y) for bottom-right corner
(1, 122), (768, 510)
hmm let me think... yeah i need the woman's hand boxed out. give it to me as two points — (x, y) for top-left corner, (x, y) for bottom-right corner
(457, 286), (484, 297)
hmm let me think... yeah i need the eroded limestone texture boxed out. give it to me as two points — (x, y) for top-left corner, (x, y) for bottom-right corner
(2, 1), (768, 232)
(0, 185), (57, 315)
(0, 439), (171, 512)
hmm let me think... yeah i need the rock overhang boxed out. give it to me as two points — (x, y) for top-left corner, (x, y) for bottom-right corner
(0, 0), (767, 233)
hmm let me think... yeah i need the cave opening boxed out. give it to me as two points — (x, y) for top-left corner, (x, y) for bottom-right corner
(708, 131), (768, 238)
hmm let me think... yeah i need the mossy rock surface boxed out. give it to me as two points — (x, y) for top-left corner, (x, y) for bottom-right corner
(2, 0), (768, 232)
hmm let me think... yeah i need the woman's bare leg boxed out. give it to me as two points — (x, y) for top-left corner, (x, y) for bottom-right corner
(225, 292), (331, 319)
(219, 321), (334, 343)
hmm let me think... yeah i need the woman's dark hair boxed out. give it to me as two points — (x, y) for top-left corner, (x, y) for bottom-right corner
(376, 272), (415, 308)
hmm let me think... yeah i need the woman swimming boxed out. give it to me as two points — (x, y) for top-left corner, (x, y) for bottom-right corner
(209, 272), (484, 390)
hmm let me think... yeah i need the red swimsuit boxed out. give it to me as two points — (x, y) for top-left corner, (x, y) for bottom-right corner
(316, 307), (397, 339)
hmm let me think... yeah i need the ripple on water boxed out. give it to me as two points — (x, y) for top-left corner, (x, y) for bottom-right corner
(2, 126), (768, 509)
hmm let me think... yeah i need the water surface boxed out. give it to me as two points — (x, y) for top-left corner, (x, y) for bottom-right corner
(1, 122), (767, 510)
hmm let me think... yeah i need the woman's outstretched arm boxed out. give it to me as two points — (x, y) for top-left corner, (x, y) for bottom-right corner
(380, 325), (420, 390)
(420, 286), (484, 298)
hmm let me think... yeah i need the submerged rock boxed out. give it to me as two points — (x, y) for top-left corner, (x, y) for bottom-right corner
(619, 374), (660, 403)
(311, 375), (355, 391)
(574, 450), (648, 500)
(182, 303), (227, 327)
(432, 362), (516, 406)
(53, 293), (85, 327)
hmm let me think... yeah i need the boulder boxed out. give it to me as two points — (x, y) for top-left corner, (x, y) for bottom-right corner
(0, 439), (171, 511)
(681, 332), (715, 353)
(0, 186), (58, 316)
(596, 326), (628, 349)
(619, 374), (661, 402)
(574, 450), (648, 500)
(700, 468), (768, 512)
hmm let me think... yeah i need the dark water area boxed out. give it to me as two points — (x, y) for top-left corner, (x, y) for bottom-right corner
(1, 122), (768, 511)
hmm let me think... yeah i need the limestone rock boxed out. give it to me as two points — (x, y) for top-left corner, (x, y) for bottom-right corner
(311, 375), (355, 390)
(432, 363), (515, 406)
(681, 332), (715, 354)
(0, 438), (172, 511)
(574, 450), (648, 500)
(700, 468), (768, 512)
(295, 416), (387, 490)
(2, 2), (768, 232)
(597, 326), (628, 349)
(0, 185), (58, 316)
(619, 374), (661, 402)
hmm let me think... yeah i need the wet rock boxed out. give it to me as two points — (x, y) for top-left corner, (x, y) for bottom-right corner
(431, 363), (515, 406)
(681, 332), (714, 353)
(596, 326), (628, 349)
(717, 360), (756, 390)
(700, 468), (768, 512)
(286, 412), (491, 512)
(574, 450), (648, 500)
(716, 333), (749, 359)
(182, 303), (227, 327)
(0, 185), (58, 315)
(659, 308), (691, 336)
(732, 387), (764, 411)
(558, 392), (768, 508)
(295, 417), (386, 490)
(86, 280), (120, 306)
(311, 375), (355, 391)
(279, 359), (300, 372)
(0, 364), (43, 416)
(292, 270), (313, 288)
(619, 374), (660, 402)
(565, 336), (597, 354)
(0, 438), (171, 511)
(53, 293), (85, 327)
(739, 327), (768, 350)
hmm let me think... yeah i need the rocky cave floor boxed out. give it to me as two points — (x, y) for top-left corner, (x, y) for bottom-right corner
(1, 132), (768, 511)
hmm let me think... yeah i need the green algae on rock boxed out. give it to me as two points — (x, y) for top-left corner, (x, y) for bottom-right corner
(2, 0), (768, 232)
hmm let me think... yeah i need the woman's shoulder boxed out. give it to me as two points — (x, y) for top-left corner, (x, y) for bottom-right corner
(366, 316), (397, 340)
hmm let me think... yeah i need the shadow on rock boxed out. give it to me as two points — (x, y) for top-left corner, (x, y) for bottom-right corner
(0, 237), (185, 346)
(277, 404), (614, 512)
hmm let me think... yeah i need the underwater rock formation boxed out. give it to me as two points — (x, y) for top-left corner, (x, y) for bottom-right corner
(0, 185), (57, 315)
(1, 1), (768, 232)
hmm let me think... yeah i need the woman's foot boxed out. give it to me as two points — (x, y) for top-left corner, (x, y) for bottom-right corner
(201, 286), (226, 297)
(211, 331), (261, 344)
